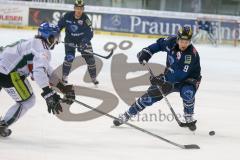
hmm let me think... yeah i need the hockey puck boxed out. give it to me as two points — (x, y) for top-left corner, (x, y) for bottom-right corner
(209, 131), (215, 136)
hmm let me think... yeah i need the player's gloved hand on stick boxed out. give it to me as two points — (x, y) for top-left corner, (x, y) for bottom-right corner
(78, 38), (89, 52)
(137, 48), (153, 65)
(150, 74), (166, 86)
(41, 87), (63, 114)
(79, 43), (88, 52)
(57, 82), (75, 105)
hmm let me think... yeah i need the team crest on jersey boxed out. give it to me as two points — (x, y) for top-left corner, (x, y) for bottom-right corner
(176, 51), (181, 60)
(70, 25), (78, 32)
(184, 55), (192, 64)
(77, 20), (83, 25)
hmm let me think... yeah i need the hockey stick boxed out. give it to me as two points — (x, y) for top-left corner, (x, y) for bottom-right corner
(63, 98), (199, 149)
(143, 61), (189, 127)
(61, 42), (114, 59)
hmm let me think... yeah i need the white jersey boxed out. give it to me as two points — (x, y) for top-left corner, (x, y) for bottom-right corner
(0, 38), (54, 88)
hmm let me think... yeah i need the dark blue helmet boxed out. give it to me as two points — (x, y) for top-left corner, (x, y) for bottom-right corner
(38, 22), (60, 45)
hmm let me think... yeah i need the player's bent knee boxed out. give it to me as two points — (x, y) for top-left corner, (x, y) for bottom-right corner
(180, 86), (196, 101)
(7, 72), (33, 102)
(84, 56), (95, 65)
(64, 54), (75, 62)
(147, 85), (161, 97)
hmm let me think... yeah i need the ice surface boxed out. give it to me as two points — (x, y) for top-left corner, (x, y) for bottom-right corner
(0, 28), (240, 160)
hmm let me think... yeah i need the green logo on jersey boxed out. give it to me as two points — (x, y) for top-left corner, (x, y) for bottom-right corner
(184, 55), (192, 64)
(85, 19), (92, 26)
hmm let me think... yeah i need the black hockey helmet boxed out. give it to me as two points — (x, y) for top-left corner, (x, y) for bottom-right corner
(177, 26), (193, 40)
(74, 0), (84, 7)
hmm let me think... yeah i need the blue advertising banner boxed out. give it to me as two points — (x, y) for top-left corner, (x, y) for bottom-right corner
(100, 13), (239, 40)
(28, 8), (239, 40)
(101, 14), (195, 36)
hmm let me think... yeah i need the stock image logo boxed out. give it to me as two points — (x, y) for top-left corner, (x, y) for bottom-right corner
(130, 109), (182, 123)
(52, 40), (165, 122)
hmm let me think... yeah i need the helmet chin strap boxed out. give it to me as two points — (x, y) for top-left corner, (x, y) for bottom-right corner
(46, 37), (59, 50)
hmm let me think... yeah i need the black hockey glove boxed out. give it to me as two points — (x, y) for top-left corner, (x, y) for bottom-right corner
(149, 74), (174, 94)
(78, 38), (89, 52)
(79, 43), (88, 52)
(150, 74), (166, 86)
(137, 48), (153, 65)
(184, 76), (202, 90)
(41, 87), (63, 114)
(56, 82), (75, 105)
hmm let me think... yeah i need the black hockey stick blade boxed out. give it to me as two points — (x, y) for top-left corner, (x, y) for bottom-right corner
(104, 49), (114, 59)
(84, 49), (114, 59)
(179, 120), (197, 128)
(89, 49), (114, 59)
(179, 122), (188, 127)
(184, 144), (200, 149)
(61, 41), (114, 59)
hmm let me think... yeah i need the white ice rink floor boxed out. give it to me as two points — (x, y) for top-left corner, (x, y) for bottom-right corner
(0, 28), (240, 160)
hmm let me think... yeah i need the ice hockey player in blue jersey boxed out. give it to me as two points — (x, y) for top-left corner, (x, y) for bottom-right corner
(192, 19), (217, 46)
(113, 26), (202, 131)
(58, 0), (99, 85)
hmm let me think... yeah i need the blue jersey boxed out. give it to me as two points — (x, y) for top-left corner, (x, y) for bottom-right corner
(147, 36), (201, 83)
(198, 20), (212, 32)
(58, 12), (93, 44)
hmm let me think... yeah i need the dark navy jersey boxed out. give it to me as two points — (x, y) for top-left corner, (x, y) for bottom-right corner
(147, 36), (201, 83)
(197, 20), (212, 32)
(58, 12), (93, 43)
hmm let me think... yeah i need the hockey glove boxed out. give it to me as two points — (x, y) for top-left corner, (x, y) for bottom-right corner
(78, 43), (88, 52)
(137, 48), (153, 65)
(56, 82), (75, 105)
(184, 76), (202, 90)
(41, 87), (63, 114)
(78, 38), (89, 52)
(150, 74), (166, 86)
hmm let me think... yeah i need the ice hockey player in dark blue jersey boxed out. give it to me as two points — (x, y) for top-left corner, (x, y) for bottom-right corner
(113, 26), (202, 131)
(192, 19), (217, 46)
(58, 0), (99, 85)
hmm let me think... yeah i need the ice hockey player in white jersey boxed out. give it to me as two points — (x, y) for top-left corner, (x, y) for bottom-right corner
(0, 22), (75, 137)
